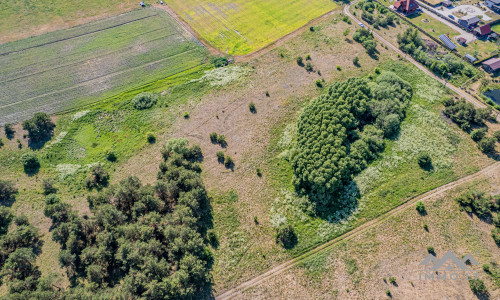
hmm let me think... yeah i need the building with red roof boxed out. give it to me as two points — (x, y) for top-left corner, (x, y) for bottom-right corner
(474, 24), (492, 37)
(394, 0), (419, 15)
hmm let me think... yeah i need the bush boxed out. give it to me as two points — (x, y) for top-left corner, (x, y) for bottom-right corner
(469, 279), (487, 295)
(470, 128), (487, 142)
(493, 130), (500, 142)
(224, 155), (234, 168)
(210, 132), (218, 143)
(105, 150), (117, 162)
(0, 180), (17, 203)
(389, 277), (396, 285)
(216, 151), (225, 163)
(417, 152), (432, 170)
(478, 137), (496, 153)
(266, 91), (270, 97)
(305, 54), (311, 60)
(296, 56), (303, 65)
(212, 57), (229, 68)
(456, 190), (491, 217)
(21, 153), (40, 174)
(22, 113), (55, 143)
(249, 102), (256, 113)
(14, 214), (29, 226)
(305, 62), (314, 72)
(276, 224), (297, 248)
(353, 56), (360, 66)
(427, 246), (435, 255)
(256, 168), (262, 177)
(132, 93), (156, 110)
(0, 138), (3, 148)
(42, 178), (57, 195)
(85, 164), (110, 189)
(416, 201), (426, 214)
(316, 80), (323, 88)
(146, 133), (156, 144)
(492, 228), (500, 245)
(336, 65), (342, 71)
(217, 134), (227, 147)
(4, 124), (15, 138)
(184, 112), (190, 119)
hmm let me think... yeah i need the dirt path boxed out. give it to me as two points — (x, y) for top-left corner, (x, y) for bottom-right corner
(344, 2), (500, 122)
(216, 161), (500, 299)
(153, 4), (342, 63)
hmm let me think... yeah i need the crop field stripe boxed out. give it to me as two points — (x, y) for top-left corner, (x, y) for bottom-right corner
(0, 48), (203, 110)
(0, 14), (159, 57)
(0, 32), (180, 85)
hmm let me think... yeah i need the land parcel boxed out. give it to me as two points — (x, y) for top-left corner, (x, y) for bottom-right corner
(0, 8), (209, 125)
(164, 0), (338, 55)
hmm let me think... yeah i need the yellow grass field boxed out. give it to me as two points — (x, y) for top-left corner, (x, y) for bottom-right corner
(165, 0), (339, 55)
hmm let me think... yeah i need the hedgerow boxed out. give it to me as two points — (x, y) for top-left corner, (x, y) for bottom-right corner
(291, 73), (412, 207)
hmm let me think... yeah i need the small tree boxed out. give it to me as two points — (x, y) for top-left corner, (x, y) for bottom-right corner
(470, 128), (487, 142)
(249, 102), (256, 113)
(42, 178), (57, 195)
(389, 277), (396, 285)
(478, 137), (496, 153)
(493, 130), (500, 142)
(296, 56), (303, 66)
(146, 133), (156, 144)
(305, 62), (314, 72)
(0, 138), (3, 148)
(276, 224), (297, 249)
(316, 79), (323, 88)
(224, 155), (234, 168)
(86, 164), (110, 189)
(106, 150), (117, 162)
(416, 201), (426, 215)
(21, 153), (40, 174)
(417, 152), (432, 170)
(469, 278), (487, 295)
(210, 132), (218, 143)
(4, 124), (15, 138)
(216, 151), (225, 163)
(353, 56), (360, 66)
(0, 180), (17, 203)
(363, 39), (377, 55)
(217, 135), (227, 147)
(427, 246), (435, 255)
(22, 113), (55, 143)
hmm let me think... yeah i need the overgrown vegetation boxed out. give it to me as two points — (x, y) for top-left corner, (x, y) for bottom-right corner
(132, 93), (157, 110)
(292, 73), (412, 208)
(353, 28), (378, 56)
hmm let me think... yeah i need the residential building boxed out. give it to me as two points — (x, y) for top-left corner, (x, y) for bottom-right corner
(482, 58), (500, 73)
(458, 16), (481, 28)
(474, 24), (492, 37)
(394, 0), (419, 15)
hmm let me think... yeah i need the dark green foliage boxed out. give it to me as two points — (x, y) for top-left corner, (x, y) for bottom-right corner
(132, 92), (156, 110)
(212, 57), (229, 68)
(316, 79), (323, 88)
(469, 279), (488, 295)
(217, 134), (227, 147)
(353, 28), (377, 55)
(305, 62), (314, 72)
(85, 164), (110, 189)
(224, 155), (234, 168)
(0, 207), (13, 235)
(456, 191), (492, 217)
(21, 153), (40, 174)
(256, 168), (262, 177)
(427, 246), (435, 255)
(417, 152), (432, 170)
(389, 276), (396, 285)
(105, 150), (117, 162)
(493, 228), (500, 245)
(416, 201), (426, 215)
(249, 102), (256, 113)
(296, 56), (303, 66)
(276, 224), (297, 249)
(210, 132), (218, 143)
(0, 138), (3, 148)
(443, 99), (489, 131)
(14, 215), (29, 226)
(386, 290), (391, 296)
(4, 124), (15, 139)
(22, 113), (55, 143)
(42, 178), (57, 195)
(470, 128), (487, 142)
(363, 39), (377, 55)
(353, 56), (360, 66)
(478, 137), (496, 153)
(292, 74), (411, 207)
(146, 132), (156, 144)
(45, 139), (212, 298)
(0, 180), (17, 203)
(494, 130), (500, 142)
(216, 151), (225, 163)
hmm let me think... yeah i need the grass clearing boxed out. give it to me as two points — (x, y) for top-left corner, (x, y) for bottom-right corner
(164, 0), (338, 55)
(457, 39), (499, 61)
(406, 12), (460, 41)
(0, 8), (209, 124)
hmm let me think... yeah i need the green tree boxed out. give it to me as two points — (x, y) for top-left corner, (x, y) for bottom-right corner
(22, 113), (55, 143)
(21, 153), (40, 174)
(478, 137), (496, 153)
(0, 180), (17, 203)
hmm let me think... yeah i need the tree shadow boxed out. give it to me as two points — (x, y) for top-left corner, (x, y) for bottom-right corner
(27, 135), (53, 150)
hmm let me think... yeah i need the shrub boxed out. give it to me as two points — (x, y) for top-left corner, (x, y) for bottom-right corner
(417, 152), (432, 170)
(210, 132), (218, 143)
(266, 91), (270, 97)
(207, 231), (217, 247)
(296, 56), (303, 65)
(423, 223), (429, 231)
(305, 54), (311, 60)
(478, 137), (496, 153)
(336, 65), (342, 71)
(14, 214), (29, 226)
(0, 138), (3, 148)
(310, 26), (315, 32)
(456, 190), (491, 217)
(4, 124), (15, 138)
(21, 153), (40, 174)
(316, 80), (323, 88)
(217, 134), (227, 147)
(132, 93), (156, 110)
(353, 56), (360, 66)
(0, 180), (17, 203)
(22, 113), (55, 143)
(276, 224), (297, 248)
(146, 133), (156, 144)
(85, 164), (110, 189)
(305, 62), (314, 72)
(216, 151), (225, 163)
(492, 228), (500, 245)
(389, 277), (396, 285)
(249, 102), (256, 113)
(470, 128), (487, 142)
(106, 150), (117, 162)
(416, 201), (426, 214)
(256, 168), (262, 177)
(469, 278), (487, 295)
(224, 155), (234, 168)
(493, 130), (500, 142)
(212, 57), (229, 68)
(42, 178), (57, 195)
(386, 290), (391, 296)
(427, 246), (435, 255)
(184, 112), (190, 119)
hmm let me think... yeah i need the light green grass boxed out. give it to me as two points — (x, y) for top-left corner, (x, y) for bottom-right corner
(457, 39), (498, 61)
(0, 8), (209, 124)
(407, 12), (460, 41)
(165, 0), (338, 55)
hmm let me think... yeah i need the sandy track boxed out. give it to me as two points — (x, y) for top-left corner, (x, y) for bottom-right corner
(216, 161), (500, 299)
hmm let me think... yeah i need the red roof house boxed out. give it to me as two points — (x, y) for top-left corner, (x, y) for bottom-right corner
(394, 0), (419, 15)
(474, 24), (492, 37)
(482, 58), (500, 73)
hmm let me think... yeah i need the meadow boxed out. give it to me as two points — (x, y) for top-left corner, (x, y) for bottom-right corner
(0, 8), (209, 125)
(164, 0), (338, 55)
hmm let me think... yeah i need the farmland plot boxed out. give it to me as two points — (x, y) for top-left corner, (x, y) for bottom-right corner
(165, 0), (338, 55)
(0, 8), (209, 125)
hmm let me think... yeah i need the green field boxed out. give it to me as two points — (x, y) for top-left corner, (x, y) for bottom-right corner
(165, 0), (338, 55)
(0, 8), (209, 125)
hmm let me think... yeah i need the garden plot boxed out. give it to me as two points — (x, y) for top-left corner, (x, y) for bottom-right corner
(0, 8), (208, 125)
(164, 0), (338, 55)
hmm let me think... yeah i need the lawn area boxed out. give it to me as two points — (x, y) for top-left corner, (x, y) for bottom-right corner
(0, 0), (140, 44)
(164, 0), (338, 55)
(0, 8), (209, 125)
(492, 23), (500, 33)
(407, 12), (460, 40)
(457, 39), (499, 61)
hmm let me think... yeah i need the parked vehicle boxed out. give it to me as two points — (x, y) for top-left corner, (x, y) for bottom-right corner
(448, 14), (455, 19)
(358, 23), (364, 27)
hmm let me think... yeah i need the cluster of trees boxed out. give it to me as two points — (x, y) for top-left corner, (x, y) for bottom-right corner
(442, 97), (497, 153)
(456, 190), (500, 245)
(397, 29), (476, 78)
(292, 73), (412, 208)
(132, 93), (157, 110)
(22, 113), (55, 144)
(353, 28), (377, 56)
(359, 0), (395, 29)
(42, 138), (212, 298)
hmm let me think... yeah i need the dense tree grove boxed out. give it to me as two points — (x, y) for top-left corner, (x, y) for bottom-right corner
(292, 73), (412, 207)
(21, 112), (55, 143)
(43, 139), (212, 298)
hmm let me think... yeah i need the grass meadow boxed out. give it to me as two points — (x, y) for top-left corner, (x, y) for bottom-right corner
(0, 8), (209, 125)
(164, 0), (338, 55)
